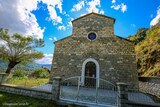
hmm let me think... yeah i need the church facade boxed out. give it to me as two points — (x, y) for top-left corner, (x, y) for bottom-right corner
(50, 13), (138, 89)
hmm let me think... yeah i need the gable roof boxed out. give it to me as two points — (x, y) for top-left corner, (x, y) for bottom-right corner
(72, 12), (116, 23)
(54, 35), (134, 44)
(115, 35), (135, 44)
(54, 35), (72, 44)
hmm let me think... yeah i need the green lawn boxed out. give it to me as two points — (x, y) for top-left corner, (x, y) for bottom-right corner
(6, 77), (49, 87)
(0, 92), (81, 107)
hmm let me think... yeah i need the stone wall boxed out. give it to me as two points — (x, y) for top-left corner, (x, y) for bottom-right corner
(117, 82), (160, 107)
(72, 13), (115, 37)
(139, 82), (160, 97)
(139, 77), (160, 84)
(50, 13), (139, 89)
(0, 84), (52, 100)
(50, 37), (138, 89)
(139, 77), (160, 97)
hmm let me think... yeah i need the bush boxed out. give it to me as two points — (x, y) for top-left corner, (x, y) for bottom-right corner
(32, 68), (50, 78)
(14, 70), (27, 77)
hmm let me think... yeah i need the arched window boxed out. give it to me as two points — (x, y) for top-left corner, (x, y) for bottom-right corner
(81, 58), (100, 87)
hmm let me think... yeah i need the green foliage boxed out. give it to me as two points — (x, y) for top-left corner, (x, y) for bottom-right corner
(129, 24), (160, 77)
(128, 28), (148, 44)
(32, 68), (50, 78)
(0, 28), (45, 74)
(6, 77), (49, 87)
(14, 70), (27, 77)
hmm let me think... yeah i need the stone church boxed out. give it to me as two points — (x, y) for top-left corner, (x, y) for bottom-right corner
(50, 13), (138, 89)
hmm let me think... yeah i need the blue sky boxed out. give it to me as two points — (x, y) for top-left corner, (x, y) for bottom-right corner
(0, 0), (160, 64)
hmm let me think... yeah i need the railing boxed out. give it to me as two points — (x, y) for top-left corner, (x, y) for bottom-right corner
(117, 83), (160, 107)
(60, 76), (117, 106)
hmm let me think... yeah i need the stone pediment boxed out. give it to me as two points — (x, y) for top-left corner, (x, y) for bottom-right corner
(72, 12), (115, 23)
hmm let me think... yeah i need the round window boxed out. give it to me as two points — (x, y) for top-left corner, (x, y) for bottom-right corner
(88, 33), (97, 40)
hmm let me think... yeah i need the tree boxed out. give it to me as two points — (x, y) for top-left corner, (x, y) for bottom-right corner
(0, 28), (45, 74)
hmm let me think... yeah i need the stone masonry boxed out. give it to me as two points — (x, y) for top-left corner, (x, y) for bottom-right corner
(139, 82), (160, 97)
(0, 84), (52, 100)
(50, 13), (139, 89)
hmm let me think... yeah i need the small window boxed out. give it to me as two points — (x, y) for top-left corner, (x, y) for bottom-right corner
(88, 33), (97, 40)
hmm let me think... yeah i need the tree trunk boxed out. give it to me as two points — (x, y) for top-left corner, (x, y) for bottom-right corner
(5, 61), (19, 74)
(3, 61), (20, 83)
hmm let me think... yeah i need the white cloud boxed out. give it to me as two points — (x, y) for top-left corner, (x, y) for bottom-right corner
(0, 0), (44, 39)
(67, 17), (74, 27)
(68, 21), (72, 27)
(111, 4), (121, 10)
(111, 1), (127, 13)
(0, 40), (6, 45)
(112, 0), (116, 3)
(49, 38), (53, 40)
(121, 3), (127, 13)
(71, 1), (85, 12)
(131, 24), (136, 28)
(80, 13), (86, 16)
(41, 0), (63, 25)
(71, 0), (103, 14)
(35, 54), (53, 64)
(53, 37), (57, 41)
(49, 37), (57, 41)
(0, 0), (65, 38)
(58, 25), (66, 30)
(100, 10), (104, 14)
(86, 0), (101, 13)
(150, 7), (160, 26)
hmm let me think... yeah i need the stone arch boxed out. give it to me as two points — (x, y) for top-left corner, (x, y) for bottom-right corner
(81, 58), (100, 87)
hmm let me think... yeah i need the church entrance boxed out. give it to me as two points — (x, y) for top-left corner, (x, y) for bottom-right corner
(85, 61), (96, 87)
(81, 58), (100, 87)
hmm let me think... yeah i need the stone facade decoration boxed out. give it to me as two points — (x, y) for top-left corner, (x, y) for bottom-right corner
(50, 12), (139, 89)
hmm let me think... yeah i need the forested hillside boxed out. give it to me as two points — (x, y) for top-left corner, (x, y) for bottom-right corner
(128, 21), (160, 77)
(0, 60), (51, 73)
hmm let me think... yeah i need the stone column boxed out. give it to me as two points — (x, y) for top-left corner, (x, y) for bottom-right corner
(51, 77), (62, 101)
(117, 82), (128, 107)
(0, 73), (7, 84)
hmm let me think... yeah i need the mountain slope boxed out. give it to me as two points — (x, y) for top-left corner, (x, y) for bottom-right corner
(128, 22), (160, 77)
(0, 60), (51, 73)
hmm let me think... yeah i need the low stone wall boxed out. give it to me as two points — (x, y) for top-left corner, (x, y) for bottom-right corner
(0, 84), (52, 100)
(138, 77), (160, 97)
(117, 82), (160, 107)
(139, 81), (160, 97)
(139, 77), (160, 84)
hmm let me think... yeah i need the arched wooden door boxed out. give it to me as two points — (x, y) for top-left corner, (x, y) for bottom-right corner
(85, 61), (96, 87)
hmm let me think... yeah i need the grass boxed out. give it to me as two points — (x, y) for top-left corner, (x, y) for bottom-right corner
(0, 92), (81, 107)
(6, 77), (49, 87)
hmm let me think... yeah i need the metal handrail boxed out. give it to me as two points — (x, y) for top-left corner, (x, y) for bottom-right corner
(59, 76), (118, 106)
(61, 76), (116, 87)
(99, 78), (116, 87)
(61, 76), (80, 82)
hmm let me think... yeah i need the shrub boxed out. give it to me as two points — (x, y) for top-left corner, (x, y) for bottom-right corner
(14, 70), (27, 77)
(32, 68), (50, 78)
